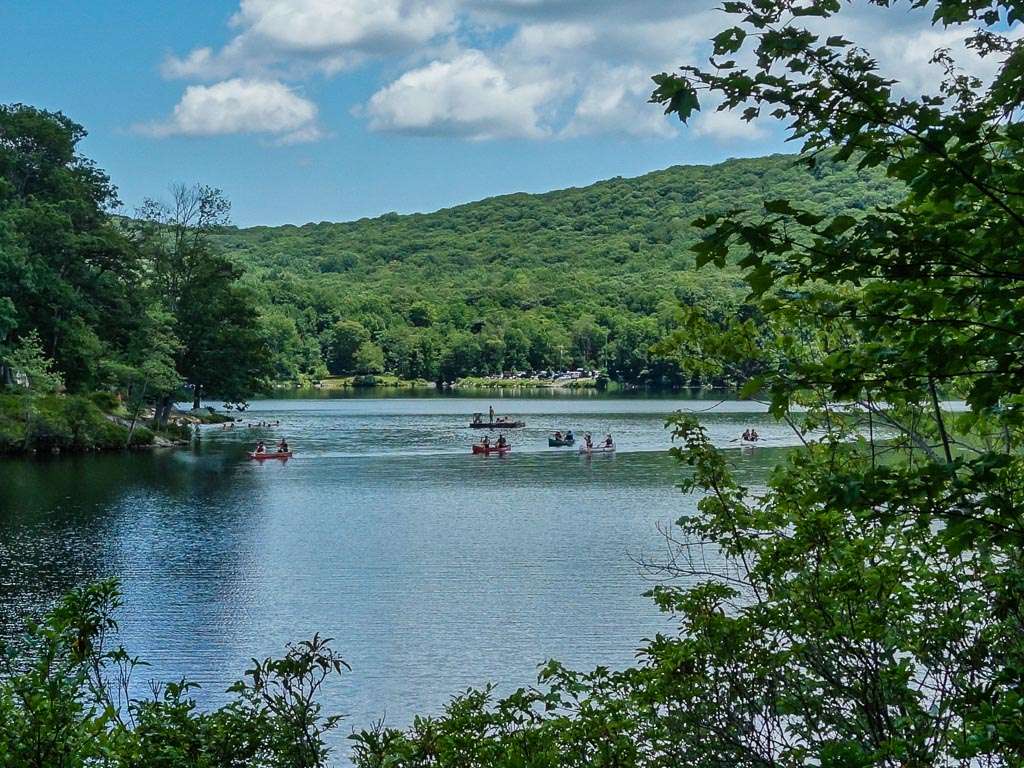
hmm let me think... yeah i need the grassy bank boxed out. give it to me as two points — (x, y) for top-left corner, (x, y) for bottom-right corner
(315, 374), (606, 390)
(0, 392), (193, 456)
(317, 374), (435, 389)
(455, 376), (603, 390)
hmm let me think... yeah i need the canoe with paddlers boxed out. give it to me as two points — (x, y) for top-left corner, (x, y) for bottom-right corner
(548, 431), (576, 447)
(472, 443), (510, 455)
(249, 451), (293, 460)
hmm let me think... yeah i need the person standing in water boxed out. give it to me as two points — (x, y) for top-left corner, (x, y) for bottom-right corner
(489, 405), (495, 423)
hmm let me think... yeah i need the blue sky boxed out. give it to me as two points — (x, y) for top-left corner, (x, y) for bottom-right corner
(0, 1), (983, 227)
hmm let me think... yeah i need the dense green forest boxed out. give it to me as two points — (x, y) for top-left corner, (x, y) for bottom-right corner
(0, 100), (901, 400)
(214, 155), (901, 385)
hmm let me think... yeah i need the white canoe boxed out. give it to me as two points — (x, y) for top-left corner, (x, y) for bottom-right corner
(579, 444), (615, 454)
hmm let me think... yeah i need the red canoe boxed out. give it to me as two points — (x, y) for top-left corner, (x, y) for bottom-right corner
(472, 444), (510, 455)
(248, 451), (293, 460)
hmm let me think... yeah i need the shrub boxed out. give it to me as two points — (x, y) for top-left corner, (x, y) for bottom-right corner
(0, 581), (348, 768)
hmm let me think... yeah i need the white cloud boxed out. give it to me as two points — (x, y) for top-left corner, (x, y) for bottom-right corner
(875, 24), (1022, 95)
(232, 0), (453, 53)
(164, 0), (454, 80)
(691, 108), (767, 142)
(151, 0), (1016, 144)
(140, 78), (322, 143)
(563, 67), (676, 139)
(365, 50), (557, 139)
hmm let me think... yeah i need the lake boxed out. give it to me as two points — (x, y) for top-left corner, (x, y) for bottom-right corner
(0, 391), (790, 757)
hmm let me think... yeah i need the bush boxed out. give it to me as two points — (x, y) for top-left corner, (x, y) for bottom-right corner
(0, 581), (348, 768)
(0, 393), (133, 454)
(128, 425), (154, 446)
(89, 390), (122, 412)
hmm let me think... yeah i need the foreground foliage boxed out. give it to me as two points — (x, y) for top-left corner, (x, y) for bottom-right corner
(350, 0), (1024, 765)
(0, 581), (347, 768)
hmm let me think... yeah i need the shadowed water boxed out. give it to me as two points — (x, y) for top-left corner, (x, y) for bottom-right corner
(0, 392), (787, 755)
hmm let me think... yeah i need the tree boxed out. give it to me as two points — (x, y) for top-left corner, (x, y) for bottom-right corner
(354, 341), (385, 375)
(408, 301), (434, 328)
(135, 184), (271, 415)
(571, 315), (608, 367)
(0, 104), (147, 390)
(0, 330), (63, 392)
(438, 331), (480, 382)
(326, 319), (370, 375)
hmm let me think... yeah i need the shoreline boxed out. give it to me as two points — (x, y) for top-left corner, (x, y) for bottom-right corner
(0, 393), (230, 458)
(302, 375), (607, 391)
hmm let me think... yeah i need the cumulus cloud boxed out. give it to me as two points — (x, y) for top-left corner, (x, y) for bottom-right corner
(691, 108), (768, 142)
(365, 50), (558, 139)
(563, 67), (676, 139)
(231, 0), (453, 53)
(875, 24), (1022, 95)
(139, 78), (322, 143)
(148, 0), (1013, 144)
(163, 0), (454, 80)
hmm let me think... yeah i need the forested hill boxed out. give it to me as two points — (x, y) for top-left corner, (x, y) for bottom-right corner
(210, 153), (902, 386)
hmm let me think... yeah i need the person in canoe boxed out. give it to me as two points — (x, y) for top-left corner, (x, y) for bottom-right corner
(554, 430), (563, 441)
(497, 434), (507, 448)
(565, 430), (574, 442)
(584, 432), (593, 449)
(277, 438), (289, 453)
(481, 435), (491, 448)
(254, 441), (266, 455)
(604, 433), (614, 448)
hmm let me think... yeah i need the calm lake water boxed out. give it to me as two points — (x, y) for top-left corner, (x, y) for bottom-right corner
(0, 391), (790, 759)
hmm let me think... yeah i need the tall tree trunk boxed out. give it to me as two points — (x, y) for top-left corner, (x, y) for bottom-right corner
(126, 380), (147, 448)
(155, 395), (173, 428)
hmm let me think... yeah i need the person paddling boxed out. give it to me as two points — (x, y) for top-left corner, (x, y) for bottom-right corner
(277, 438), (289, 453)
(254, 441), (266, 455)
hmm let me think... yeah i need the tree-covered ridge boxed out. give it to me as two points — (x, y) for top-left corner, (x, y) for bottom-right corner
(212, 154), (902, 385)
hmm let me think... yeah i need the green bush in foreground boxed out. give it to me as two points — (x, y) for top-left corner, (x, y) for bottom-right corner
(0, 581), (347, 768)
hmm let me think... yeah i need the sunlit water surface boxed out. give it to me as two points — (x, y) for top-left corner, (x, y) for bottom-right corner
(0, 391), (790, 759)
